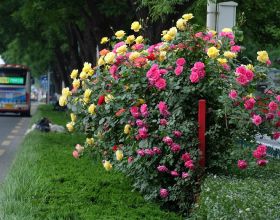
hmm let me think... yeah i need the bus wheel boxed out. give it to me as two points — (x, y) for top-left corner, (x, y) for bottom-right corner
(21, 111), (31, 117)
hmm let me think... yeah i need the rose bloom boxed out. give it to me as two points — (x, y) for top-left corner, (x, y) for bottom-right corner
(157, 165), (168, 172)
(268, 101), (278, 112)
(163, 136), (173, 146)
(72, 150), (79, 159)
(174, 66), (183, 76)
(171, 143), (181, 152)
(155, 77), (166, 90)
(137, 149), (145, 157)
(160, 119), (168, 126)
(190, 71), (200, 83)
(153, 147), (161, 154)
(181, 153), (191, 162)
(184, 160), (195, 170)
(273, 132), (280, 140)
(182, 172), (189, 179)
(257, 159), (268, 166)
(176, 58), (186, 66)
(128, 156), (134, 163)
(244, 98), (255, 110)
(276, 95), (280, 102)
(173, 130), (182, 138)
(159, 188), (169, 198)
(170, 170), (179, 177)
(229, 90), (238, 100)
(252, 114), (262, 126)
(237, 160), (247, 170)
(158, 101), (170, 117)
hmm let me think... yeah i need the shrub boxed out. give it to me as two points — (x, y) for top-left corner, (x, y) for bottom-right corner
(60, 13), (277, 215)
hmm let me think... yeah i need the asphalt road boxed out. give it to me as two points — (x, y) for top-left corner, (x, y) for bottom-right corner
(0, 104), (37, 182)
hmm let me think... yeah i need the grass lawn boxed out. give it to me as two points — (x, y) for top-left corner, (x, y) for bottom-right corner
(0, 105), (181, 220)
(190, 159), (280, 219)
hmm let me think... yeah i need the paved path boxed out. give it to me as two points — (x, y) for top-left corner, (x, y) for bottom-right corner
(0, 104), (38, 181)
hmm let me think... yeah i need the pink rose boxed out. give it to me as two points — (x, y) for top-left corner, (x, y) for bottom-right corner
(153, 147), (161, 154)
(137, 149), (145, 157)
(276, 95), (280, 102)
(157, 165), (168, 172)
(273, 132), (280, 140)
(128, 156), (134, 163)
(244, 98), (255, 110)
(176, 58), (186, 66)
(236, 74), (248, 85)
(159, 188), (169, 198)
(266, 59), (272, 66)
(184, 160), (195, 170)
(130, 106), (140, 118)
(158, 101), (170, 117)
(266, 113), (274, 120)
(252, 114), (262, 126)
(138, 127), (148, 139)
(163, 136), (173, 146)
(237, 160), (247, 170)
(182, 172), (189, 179)
(231, 45), (241, 53)
(140, 104), (149, 117)
(229, 90), (238, 100)
(190, 71), (200, 83)
(160, 119), (168, 126)
(268, 101), (278, 112)
(113, 41), (126, 52)
(171, 143), (181, 152)
(174, 66), (183, 76)
(245, 69), (254, 81)
(181, 153), (191, 162)
(155, 77), (167, 90)
(257, 159), (268, 166)
(173, 130), (182, 138)
(72, 150), (79, 159)
(170, 170), (179, 177)
(136, 119), (145, 127)
(144, 149), (154, 156)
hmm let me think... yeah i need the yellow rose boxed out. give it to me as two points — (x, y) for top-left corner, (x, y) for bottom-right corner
(86, 138), (94, 145)
(84, 89), (92, 98)
(125, 35), (135, 45)
(159, 51), (167, 62)
(79, 71), (87, 80)
(66, 122), (74, 132)
(224, 51), (237, 59)
(70, 69), (78, 79)
(137, 98), (145, 105)
(135, 36), (144, 44)
(98, 56), (105, 66)
(83, 97), (90, 104)
(103, 160), (112, 171)
(100, 37), (109, 44)
(116, 150), (124, 161)
(59, 96), (67, 106)
(116, 45), (127, 55)
(115, 30), (126, 39)
(217, 58), (228, 65)
(161, 30), (168, 36)
(209, 30), (217, 36)
(222, 28), (232, 33)
(88, 104), (96, 115)
(87, 68), (94, 76)
(176, 18), (187, 31)
(207, 46), (220, 59)
(82, 62), (92, 73)
(167, 27), (177, 37)
(72, 79), (80, 89)
(129, 52), (140, 61)
(163, 34), (173, 42)
(182, 13), (194, 21)
(257, 51), (269, 63)
(105, 94), (114, 103)
(62, 87), (71, 97)
(104, 52), (116, 64)
(70, 113), (77, 122)
(124, 124), (131, 134)
(246, 64), (255, 71)
(131, 21), (142, 32)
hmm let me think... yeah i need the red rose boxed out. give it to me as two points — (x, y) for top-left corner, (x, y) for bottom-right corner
(98, 95), (105, 105)
(112, 145), (118, 151)
(147, 53), (155, 61)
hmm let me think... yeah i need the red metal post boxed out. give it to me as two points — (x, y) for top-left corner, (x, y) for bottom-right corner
(198, 99), (206, 167)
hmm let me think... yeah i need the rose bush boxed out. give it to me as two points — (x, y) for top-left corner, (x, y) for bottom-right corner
(59, 14), (277, 214)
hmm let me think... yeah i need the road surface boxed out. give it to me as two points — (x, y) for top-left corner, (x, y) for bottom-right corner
(0, 104), (37, 181)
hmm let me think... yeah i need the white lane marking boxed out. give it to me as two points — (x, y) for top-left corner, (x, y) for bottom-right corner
(11, 129), (18, 134)
(0, 149), (5, 156)
(1, 140), (11, 146)
(15, 126), (21, 129)
(7, 135), (15, 139)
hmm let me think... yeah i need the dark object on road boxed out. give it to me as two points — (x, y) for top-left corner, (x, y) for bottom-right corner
(53, 101), (67, 111)
(35, 117), (51, 132)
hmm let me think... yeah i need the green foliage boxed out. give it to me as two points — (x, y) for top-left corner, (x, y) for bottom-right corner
(190, 158), (280, 219)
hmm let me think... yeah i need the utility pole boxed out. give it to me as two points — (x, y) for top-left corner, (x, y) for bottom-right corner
(207, 0), (217, 30)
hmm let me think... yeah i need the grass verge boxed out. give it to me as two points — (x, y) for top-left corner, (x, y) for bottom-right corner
(0, 105), (181, 220)
(190, 159), (280, 219)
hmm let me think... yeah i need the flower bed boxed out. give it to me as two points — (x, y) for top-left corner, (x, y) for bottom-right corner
(59, 14), (278, 215)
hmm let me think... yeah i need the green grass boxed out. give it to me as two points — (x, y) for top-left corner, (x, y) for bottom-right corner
(189, 159), (280, 219)
(0, 105), (181, 220)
